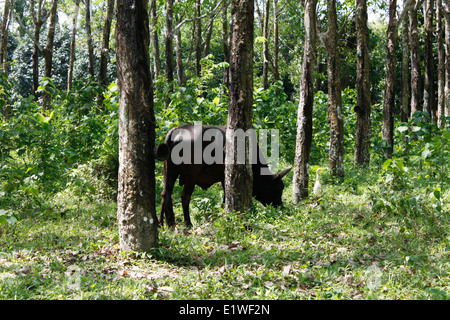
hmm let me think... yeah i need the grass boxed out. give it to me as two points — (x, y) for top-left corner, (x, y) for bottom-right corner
(1, 165), (450, 300)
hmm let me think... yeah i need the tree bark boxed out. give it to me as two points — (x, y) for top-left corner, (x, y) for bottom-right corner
(382, 0), (398, 159)
(323, 0), (344, 177)
(67, 0), (80, 92)
(224, 0), (254, 214)
(262, 0), (270, 89)
(354, 0), (371, 166)
(292, 0), (317, 203)
(423, 0), (435, 122)
(31, 0), (47, 96)
(437, 0), (445, 127)
(149, 0), (161, 77)
(401, 9), (410, 123)
(272, 0), (280, 83)
(85, 0), (95, 78)
(445, 0), (450, 123)
(222, 1), (230, 88)
(165, 0), (174, 108)
(174, 22), (185, 85)
(97, 0), (115, 106)
(42, 0), (58, 112)
(116, 0), (158, 252)
(195, 0), (202, 76)
(0, 0), (12, 74)
(409, 0), (421, 118)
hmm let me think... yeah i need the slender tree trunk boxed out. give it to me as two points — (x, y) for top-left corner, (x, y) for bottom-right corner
(31, 0), (45, 97)
(354, 0), (371, 166)
(150, 0), (161, 77)
(116, 0), (158, 252)
(85, 0), (95, 77)
(195, 0), (202, 76)
(382, 0), (398, 159)
(410, 0), (421, 118)
(203, 10), (216, 57)
(224, 0), (254, 214)
(67, 0), (80, 92)
(165, 0), (174, 108)
(437, 0), (445, 127)
(401, 11), (410, 123)
(42, 0), (58, 112)
(445, 0), (450, 123)
(0, 0), (12, 73)
(273, 0), (280, 83)
(323, 0), (344, 178)
(174, 24), (185, 85)
(97, 0), (115, 106)
(222, 1), (230, 88)
(262, 0), (270, 89)
(423, 0), (435, 122)
(292, 0), (317, 203)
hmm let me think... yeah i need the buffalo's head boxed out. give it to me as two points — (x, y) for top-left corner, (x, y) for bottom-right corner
(254, 167), (291, 208)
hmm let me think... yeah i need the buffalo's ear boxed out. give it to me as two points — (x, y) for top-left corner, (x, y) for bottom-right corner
(154, 143), (170, 161)
(275, 167), (292, 180)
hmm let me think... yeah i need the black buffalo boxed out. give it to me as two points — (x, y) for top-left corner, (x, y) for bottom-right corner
(155, 124), (291, 228)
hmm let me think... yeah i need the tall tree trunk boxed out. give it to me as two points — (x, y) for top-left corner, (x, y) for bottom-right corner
(382, 0), (398, 159)
(437, 0), (445, 127)
(262, 0), (270, 89)
(150, 0), (161, 77)
(323, 0), (344, 178)
(67, 0), (80, 92)
(164, 0), (174, 108)
(222, 1), (230, 88)
(42, 0), (58, 112)
(410, 0), (421, 118)
(85, 0), (95, 78)
(31, 0), (46, 97)
(224, 0), (254, 214)
(401, 10), (410, 123)
(354, 0), (371, 166)
(423, 0), (435, 122)
(195, 0), (202, 76)
(445, 0), (450, 123)
(174, 23), (185, 85)
(272, 0), (280, 83)
(203, 9), (217, 57)
(116, 0), (158, 252)
(292, 0), (317, 203)
(0, 0), (12, 74)
(97, 0), (115, 106)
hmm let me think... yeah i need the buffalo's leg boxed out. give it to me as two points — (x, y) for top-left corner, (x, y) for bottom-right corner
(181, 184), (195, 228)
(159, 161), (178, 228)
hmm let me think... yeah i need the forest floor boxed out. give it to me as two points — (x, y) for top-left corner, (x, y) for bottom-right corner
(1, 166), (450, 300)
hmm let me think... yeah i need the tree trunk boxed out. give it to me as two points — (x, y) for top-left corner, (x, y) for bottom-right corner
(262, 0), (270, 89)
(174, 23), (185, 85)
(85, 0), (95, 78)
(222, 1), (230, 88)
(445, 0), (450, 123)
(67, 0), (80, 92)
(0, 0), (12, 74)
(323, 0), (344, 178)
(195, 0), (202, 76)
(31, 0), (46, 96)
(224, 0), (254, 214)
(437, 0), (445, 127)
(292, 0), (317, 203)
(97, 0), (115, 106)
(116, 0), (158, 252)
(423, 0), (435, 122)
(165, 0), (174, 108)
(410, 0), (421, 118)
(382, 0), (398, 159)
(150, 0), (161, 77)
(354, 0), (371, 166)
(42, 0), (58, 112)
(273, 0), (280, 83)
(401, 9), (410, 123)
